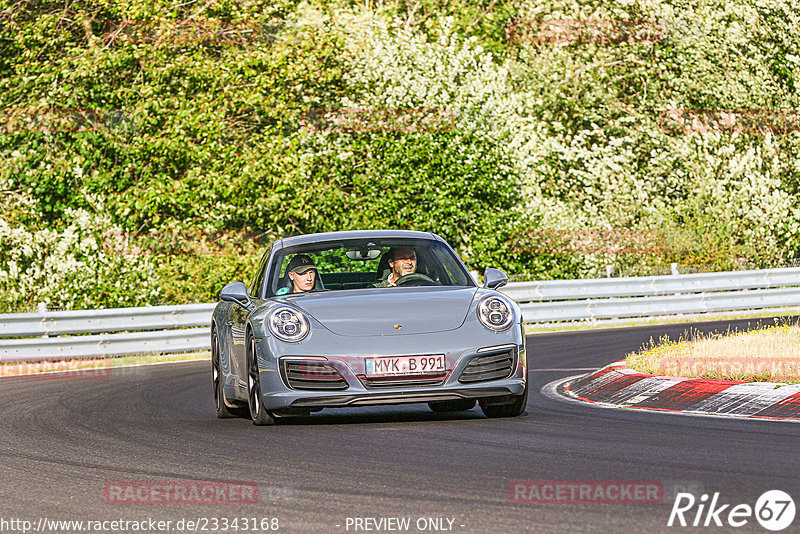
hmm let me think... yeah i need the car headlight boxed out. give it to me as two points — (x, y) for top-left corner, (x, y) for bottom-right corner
(477, 296), (514, 331)
(268, 307), (310, 342)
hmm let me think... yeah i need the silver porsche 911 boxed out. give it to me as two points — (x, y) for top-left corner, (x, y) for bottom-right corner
(212, 230), (527, 425)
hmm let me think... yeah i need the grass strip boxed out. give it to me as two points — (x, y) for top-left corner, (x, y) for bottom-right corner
(626, 321), (800, 383)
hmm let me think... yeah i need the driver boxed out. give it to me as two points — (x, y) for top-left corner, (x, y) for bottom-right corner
(374, 247), (417, 287)
(279, 254), (318, 294)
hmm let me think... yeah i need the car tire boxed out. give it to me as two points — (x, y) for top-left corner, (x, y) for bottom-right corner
(479, 382), (528, 418)
(247, 333), (275, 426)
(428, 399), (477, 413)
(212, 328), (242, 418)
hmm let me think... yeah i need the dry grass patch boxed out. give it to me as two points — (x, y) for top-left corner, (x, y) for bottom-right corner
(626, 324), (800, 383)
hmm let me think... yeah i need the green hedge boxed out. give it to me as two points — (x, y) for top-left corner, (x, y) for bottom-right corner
(1, 0), (799, 309)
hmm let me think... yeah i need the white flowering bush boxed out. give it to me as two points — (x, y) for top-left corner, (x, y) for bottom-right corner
(650, 132), (800, 266)
(319, 10), (674, 276)
(283, 4), (800, 277)
(339, 15), (520, 136)
(502, 0), (800, 274)
(0, 194), (160, 312)
(281, 11), (534, 271)
(3, 0), (800, 303)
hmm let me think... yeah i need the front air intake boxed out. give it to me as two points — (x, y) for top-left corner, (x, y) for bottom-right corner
(458, 349), (515, 383)
(281, 360), (349, 390)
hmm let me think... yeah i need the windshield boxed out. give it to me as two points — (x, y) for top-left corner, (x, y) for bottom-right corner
(266, 238), (474, 296)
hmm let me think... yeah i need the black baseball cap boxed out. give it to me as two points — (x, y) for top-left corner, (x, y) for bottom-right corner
(287, 254), (317, 274)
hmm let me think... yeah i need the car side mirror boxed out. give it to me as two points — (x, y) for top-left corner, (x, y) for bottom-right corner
(219, 281), (254, 310)
(483, 268), (508, 290)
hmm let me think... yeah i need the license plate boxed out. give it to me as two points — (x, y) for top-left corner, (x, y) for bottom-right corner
(365, 355), (446, 377)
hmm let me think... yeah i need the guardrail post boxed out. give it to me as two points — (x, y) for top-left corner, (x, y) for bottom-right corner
(670, 263), (684, 314)
(37, 302), (48, 338)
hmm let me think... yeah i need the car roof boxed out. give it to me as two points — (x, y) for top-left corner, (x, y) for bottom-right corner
(273, 230), (445, 250)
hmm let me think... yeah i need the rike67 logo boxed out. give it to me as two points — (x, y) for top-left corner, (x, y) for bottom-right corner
(668, 490), (795, 531)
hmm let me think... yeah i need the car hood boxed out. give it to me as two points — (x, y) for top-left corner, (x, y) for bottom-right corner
(285, 287), (479, 336)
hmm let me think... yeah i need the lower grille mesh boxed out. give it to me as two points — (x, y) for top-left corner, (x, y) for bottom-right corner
(458, 350), (515, 383)
(360, 374), (447, 388)
(282, 360), (349, 390)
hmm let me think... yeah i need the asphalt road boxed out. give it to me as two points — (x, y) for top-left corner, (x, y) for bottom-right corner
(1, 317), (799, 534)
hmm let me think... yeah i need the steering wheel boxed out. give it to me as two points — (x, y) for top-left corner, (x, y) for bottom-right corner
(394, 273), (438, 286)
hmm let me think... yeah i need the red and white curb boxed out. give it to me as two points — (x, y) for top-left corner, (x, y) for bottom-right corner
(562, 361), (800, 420)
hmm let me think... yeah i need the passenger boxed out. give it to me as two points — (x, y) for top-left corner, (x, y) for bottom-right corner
(283, 254), (318, 293)
(374, 247), (417, 287)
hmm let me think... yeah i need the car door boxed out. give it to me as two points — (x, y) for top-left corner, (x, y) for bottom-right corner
(229, 246), (272, 388)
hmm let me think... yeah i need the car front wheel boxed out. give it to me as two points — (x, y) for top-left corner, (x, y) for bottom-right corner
(479, 382), (528, 418)
(212, 328), (242, 418)
(247, 334), (275, 426)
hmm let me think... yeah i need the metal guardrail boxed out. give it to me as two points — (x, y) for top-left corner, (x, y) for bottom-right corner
(0, 303), (214, 362)
(514, 286), (800, 323)
(0, 303), (216, 338)
(1, 267), (799, 362)
(500, 267), (800, 302)
(500, 267), (800, 323)
(2, 328), (210, 362)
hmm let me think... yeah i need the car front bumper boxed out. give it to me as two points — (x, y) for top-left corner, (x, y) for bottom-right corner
(270, 377), (526, 410)
(252, 323), (527, 412)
